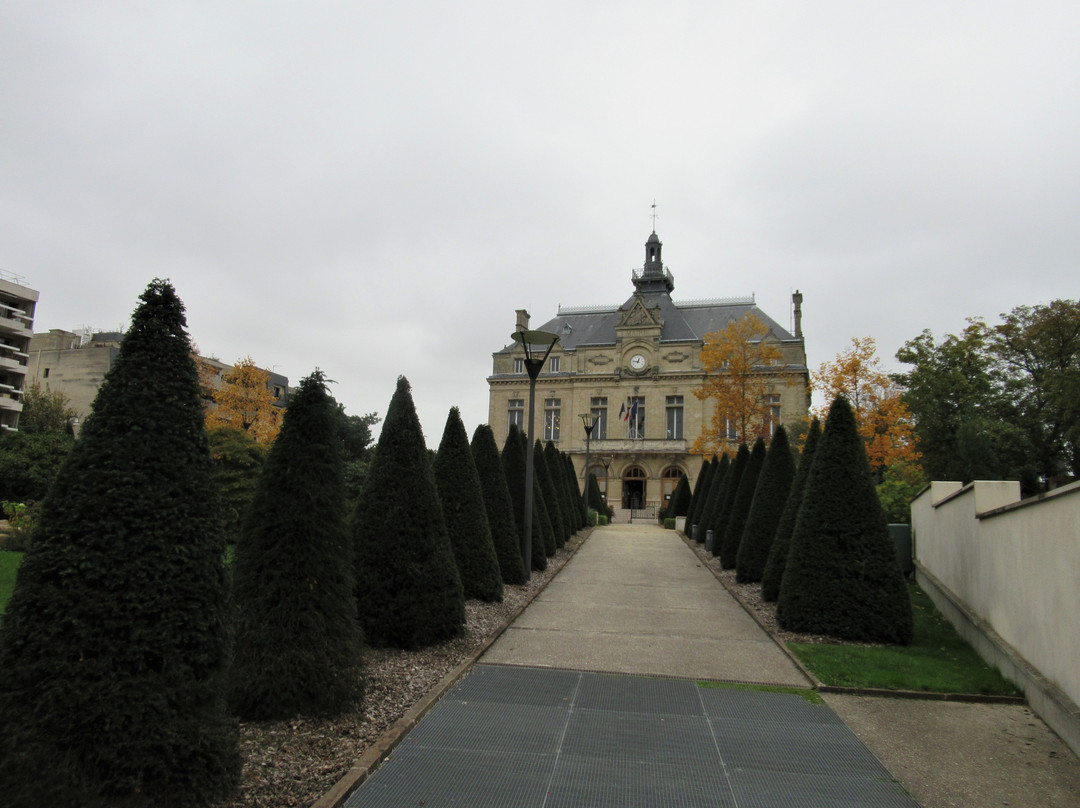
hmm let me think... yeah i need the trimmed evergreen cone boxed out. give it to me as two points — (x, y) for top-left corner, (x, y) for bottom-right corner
(545, 442), (577, 535)
(777, 397), (914, 644)
(736, 425), (795, 582)
(668, 475), (692, 518)
(352, 377), (465, 649)
(470, 424), (527, 585)
(501, 424), (546, 571)
(685, 456), (714, 540)
(0, 279), (239, 808)
(230, 370), (366, 720)
(434, 407), (504, 602)
(719, 438), (767, 569)
(762, 418), (821, 602)
(534, 439), (566, 549)
(706, 444), (747, 557)
(566, 453), (588, 525)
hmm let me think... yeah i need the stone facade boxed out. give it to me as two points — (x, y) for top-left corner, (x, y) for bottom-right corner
(487, 231), (809, 511)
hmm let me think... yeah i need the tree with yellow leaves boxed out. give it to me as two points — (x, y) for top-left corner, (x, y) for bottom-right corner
(204, 356), (283, 444)
(813, 337), (919, 475)
(692, 312), (783, 455)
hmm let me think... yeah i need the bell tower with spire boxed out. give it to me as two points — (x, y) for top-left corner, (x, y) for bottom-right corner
(632, 230), (675, 295)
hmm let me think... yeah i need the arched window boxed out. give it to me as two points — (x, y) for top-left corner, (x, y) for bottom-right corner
(662, 466), (685, 503)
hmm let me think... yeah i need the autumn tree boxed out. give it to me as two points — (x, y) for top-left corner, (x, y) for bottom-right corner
(692, 312), (784, 455)
(814, 337), (919, 476)
(17, 383), (78, 434)
(205, 356), (283, 444)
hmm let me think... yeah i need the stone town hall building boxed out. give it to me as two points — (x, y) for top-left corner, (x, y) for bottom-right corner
(487, 230), (810, 512)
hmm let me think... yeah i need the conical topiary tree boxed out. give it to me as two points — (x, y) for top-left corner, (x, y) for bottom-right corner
(471, 424), (527, 585)
(502, 424), (547, 571)
(230, 370), (365, 720)
(0, 279), (239, 808)
(535, 439), (566, 548)
(762, 418), (821, 602)
(736, 425), (795, 583)
(706, 445), (746, 554)
(719, 438), (766, 569)
(777, 397), (913, 644)
(586, 472), (608, 522)
(546, 442), (577, 535)
(686, 457), (714, 540)
(668, 474), (692, 519)
(352, 377), (465, 649)
(434, 407), (503, 602)
(567, 453), (588, 525)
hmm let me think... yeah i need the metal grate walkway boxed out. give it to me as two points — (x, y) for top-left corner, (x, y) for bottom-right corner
(346, 664), (920, 807)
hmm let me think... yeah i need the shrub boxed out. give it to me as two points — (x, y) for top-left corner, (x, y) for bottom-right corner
(0, 279), (239, 808)
(534, 439), (566, 550)
(501, 425), (547, 572)
(470, 425), (527, 585)
(777, 397), (914, 644)
(664, 517), (676, 530)
(719, 438), (767, 569)
(762, 418), (821, 602)
(434, 408), (503, 602)
(1, 501), (39, 552)
(229, 371), (365, 720)
(352, 377), (465, 649)
(736, 426), (795, 583)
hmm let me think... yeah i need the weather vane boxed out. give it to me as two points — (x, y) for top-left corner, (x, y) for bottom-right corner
(651, 200), (658, 232)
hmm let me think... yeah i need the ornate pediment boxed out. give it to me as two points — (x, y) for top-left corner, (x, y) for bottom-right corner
(617, 297), (660, 329)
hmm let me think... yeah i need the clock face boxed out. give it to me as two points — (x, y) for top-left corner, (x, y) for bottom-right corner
(630, 353), (647, 370)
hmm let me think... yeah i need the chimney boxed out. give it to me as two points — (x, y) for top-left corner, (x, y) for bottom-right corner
(792, 291), (803, 339)
(515, 309), (530, 333)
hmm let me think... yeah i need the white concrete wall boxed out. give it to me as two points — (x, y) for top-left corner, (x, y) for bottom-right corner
(912, 479), (1080, 710)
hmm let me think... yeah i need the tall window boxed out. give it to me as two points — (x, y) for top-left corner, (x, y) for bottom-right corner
(662, 467), (685, 503)
(507, 399), (524, 434)
(666, 395), (684, 440)
(591, 397), (608, 440)
(513, 358), (524, 374)
(762, 393), (781, 436)
(626, 396), (645, 439)
(544, 398), (561, 441)
(548, 356), (561, 373)
(723, 416), (737, 442)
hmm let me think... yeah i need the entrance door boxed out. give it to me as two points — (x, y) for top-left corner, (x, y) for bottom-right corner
(622, 467), (646, 509)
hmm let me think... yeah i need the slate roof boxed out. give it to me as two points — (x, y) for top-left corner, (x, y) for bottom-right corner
(495, 291), (796, 354)
(494, 231), (800, 355)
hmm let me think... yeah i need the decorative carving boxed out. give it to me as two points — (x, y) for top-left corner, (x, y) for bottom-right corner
(588, 355), (613, 366)
(663, 351), (689, 363)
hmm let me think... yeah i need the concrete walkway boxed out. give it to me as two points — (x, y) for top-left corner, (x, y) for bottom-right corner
(482, 524), (808, 684)
(343, 524), (1080, 807)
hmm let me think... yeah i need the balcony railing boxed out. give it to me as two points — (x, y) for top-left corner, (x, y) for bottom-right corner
(583, 438), (687, 453)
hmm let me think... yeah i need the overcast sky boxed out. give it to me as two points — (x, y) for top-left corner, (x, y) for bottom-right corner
(4, 2), (1078, 445)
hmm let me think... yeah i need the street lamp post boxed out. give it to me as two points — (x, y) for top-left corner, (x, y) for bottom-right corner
(601, 455), (613, 511)
(512, 328), (559, 579)
(579, 411), (596, 515)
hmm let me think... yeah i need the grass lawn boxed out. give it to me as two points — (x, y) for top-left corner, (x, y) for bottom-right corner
(0, 550), (24, 616)
(788, 582), (1021, 696)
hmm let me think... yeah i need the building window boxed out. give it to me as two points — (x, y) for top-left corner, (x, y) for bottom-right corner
(513, 358), (524, 374)
(662, 467), (685, 503)
(626, 396), (645, 439)
(548, 356), (561, 373)
(544, 398), (561, 441)
(507, 399), (524, 433)
(43, 368), (50, 379)
(763, 393), (781, 435)
(666, 395), (683, 440)
(723, 416), (738, 442)
(591, 397), (607, 440)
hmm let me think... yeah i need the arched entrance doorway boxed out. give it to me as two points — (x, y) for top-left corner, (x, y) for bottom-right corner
(622, 466), (646, 509)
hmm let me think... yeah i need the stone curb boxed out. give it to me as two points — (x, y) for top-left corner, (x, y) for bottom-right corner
(310, 528), (593, 808)
(679, 533), (1027, 706)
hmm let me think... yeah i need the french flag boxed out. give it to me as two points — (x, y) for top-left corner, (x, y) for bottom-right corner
(619, 402), (627, 421)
